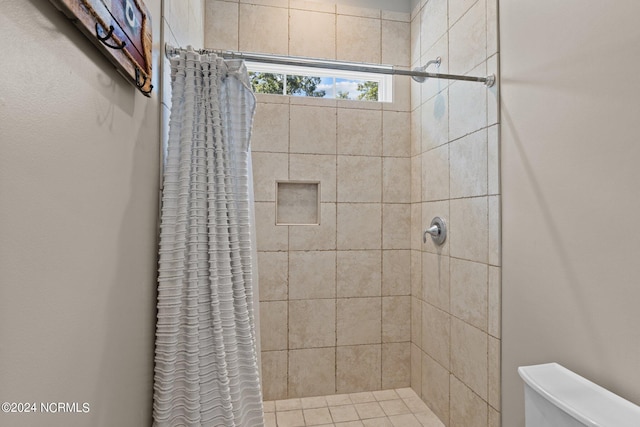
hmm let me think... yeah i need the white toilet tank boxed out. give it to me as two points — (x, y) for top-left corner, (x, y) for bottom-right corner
(518, 363), (640, 427)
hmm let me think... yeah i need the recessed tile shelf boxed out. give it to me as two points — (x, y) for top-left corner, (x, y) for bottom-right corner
(276, 181), (321, 225)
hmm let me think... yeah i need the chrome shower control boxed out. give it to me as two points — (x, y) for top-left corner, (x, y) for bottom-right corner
(423, 217), (447, 246)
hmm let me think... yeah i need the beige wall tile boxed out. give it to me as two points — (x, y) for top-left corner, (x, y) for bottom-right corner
(290, 105), (337, 155)
(289, 250), (336, 299)
(204, 0), (239, 51)
(290, 0), (334, 13)
(383, 296), (411, 342)
(383, 158), (411, 203)
(382, 204), (411, 249)
(290, 154), (337, 202)
(487, 55), (499, 126)
(337, 156), (382, 202)
(449, 0), (478, 27)
(450, 258), (488, 331)
(410, 12), (421, 67)
(337, 345), (382, 393)
(240, 0), (287, 7)
(489, 406), (500, 427)
(449, 197), (488, 263)
(382, 342), (411, 389)
(411, 203), (422, 250)
(421, 302), (450, 369)
(488, 336), (500, 411)
(337, 297), (382, 345)
(289, 203), (337, 250)
(252, 102), (290, 153)
(337, 4), (380, 19)
(337, 109), (383, 156)
(411, 296), (422, 348)
(488, 195), (500, 266)
(411, 249), (422, 299)
(487, 125), (499, 196)
(449, 76), (488, 142)
(255, 202), (288, 251)
(337, 15), (381, 63)
(421, 353), (450, 425)
(451, 318), (488, 400)
(289, 299), (336, 348)
(262, 350), (288, 400)
(421, 90), (449, 153)
(382, 10), (410, 22)
(384, 74), (411, 113)
(449, 375), (488, 427)
(289, 9), (336, 59)
(383, 111), (410, 157)
(261, 301), (288, 351)
(289, 348), (336, 397)
(258, 251), (288, 301)
(290, 96), (337, 108)
(422, 252), (450, 312)
(382, 250), (411, 296)
(411, 75), (422, 113)
(420, 0), (447, 54)
(486, 0), (498, 57)
(337, 203), (382, 250)
(410, 108), (421, 157)
(450, 129), (488, 199)
(337, 250), (382, 298)
(239, 4), (288, 55)
(488, 266), (501, 339)
(255, 93), (289, 105)
(166, 1), (190, 46)
(382, 20), (410, 67)
(449, 0), (486, 75)
(410, 343), (422, 396)
(337, 99), (382, 111)
(253, 152), (288, 201)
(421, 145), (449, 202)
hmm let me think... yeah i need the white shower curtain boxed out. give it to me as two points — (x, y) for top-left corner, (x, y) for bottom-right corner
(153, 48), (264, 427)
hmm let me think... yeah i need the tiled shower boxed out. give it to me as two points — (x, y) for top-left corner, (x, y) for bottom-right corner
(205, 0), (500, 425)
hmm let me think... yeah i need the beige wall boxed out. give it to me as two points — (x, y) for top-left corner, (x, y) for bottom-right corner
(0, 1), (162, 426)
(205, 0), (413, 400)
(500, 1), (640, 426)
(409, 0), (500, 426)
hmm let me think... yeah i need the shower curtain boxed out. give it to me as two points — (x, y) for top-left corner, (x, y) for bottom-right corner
(153, 48), (264, 427)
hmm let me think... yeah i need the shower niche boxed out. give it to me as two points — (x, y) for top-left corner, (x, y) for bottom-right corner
(275, 181), (320, 226)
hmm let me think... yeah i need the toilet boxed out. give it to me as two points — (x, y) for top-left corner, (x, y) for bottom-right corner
(518, 363), (640, 427)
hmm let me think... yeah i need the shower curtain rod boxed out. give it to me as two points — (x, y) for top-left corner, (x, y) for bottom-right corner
(164, 44), (496, 88)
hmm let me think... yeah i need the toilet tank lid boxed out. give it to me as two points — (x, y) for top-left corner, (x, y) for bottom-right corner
(518, 363), (640, 427)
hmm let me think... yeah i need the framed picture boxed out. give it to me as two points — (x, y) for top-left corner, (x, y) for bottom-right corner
(50, 0), (153, 96)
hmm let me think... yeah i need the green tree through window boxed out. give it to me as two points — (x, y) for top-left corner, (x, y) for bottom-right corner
(357, 81), (378, 101)
(249, 72), (326, 97)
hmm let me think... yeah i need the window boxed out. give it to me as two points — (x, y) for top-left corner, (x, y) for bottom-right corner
(247, 61), (392, 102)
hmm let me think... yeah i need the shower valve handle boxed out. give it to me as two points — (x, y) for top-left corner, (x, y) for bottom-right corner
(423, 217), (447, 246)
(424, 225), (440, 238)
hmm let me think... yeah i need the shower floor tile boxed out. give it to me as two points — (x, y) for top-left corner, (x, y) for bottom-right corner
(264, 388), (444, 427)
